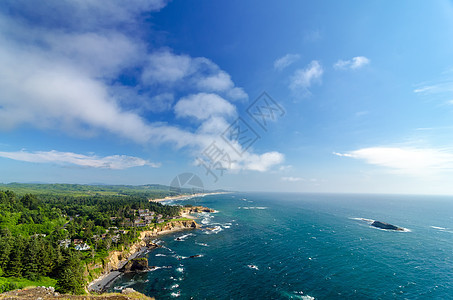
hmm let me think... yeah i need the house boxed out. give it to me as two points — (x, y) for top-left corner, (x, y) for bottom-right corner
(75, 243), (91, 251)
(157, 214), (163, 219)
(157, 219), (165, 224)
(111, 234), (120, 243)
(59, 239), (71, 248)
(73, 239), (83, 245)
(31, 234), (46, 238)
(134, 219), (146, 227)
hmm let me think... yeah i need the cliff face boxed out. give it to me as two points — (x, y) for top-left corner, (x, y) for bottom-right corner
(87, 219), (199, 285)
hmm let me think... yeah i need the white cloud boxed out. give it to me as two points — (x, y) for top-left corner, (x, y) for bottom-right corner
(0, 150), (159, 169)
(334, 147), (453, 174)
(334, 56), (370, 70)
(332, 152), (353, 157)
(281, 176), (305, 182)
(142, 51), (193, 84)
(174, 93), (236, 121)
(196, 71), (233, 91)
(413, 81), (453, 96)
(413, 74), (453, 105)
(229, 151), (285, 172)
(274, 54), (300, 71)
(289, 60), (323, 91)
(141, 50), (248, 100)
(0, 0), (282, 174)
(2, 0), (169, 31)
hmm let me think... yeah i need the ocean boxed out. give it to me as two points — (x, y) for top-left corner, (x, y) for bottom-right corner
(108, 193), (453, 299)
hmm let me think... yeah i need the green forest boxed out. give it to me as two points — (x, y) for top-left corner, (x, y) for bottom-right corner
(0, 184), (187, 294)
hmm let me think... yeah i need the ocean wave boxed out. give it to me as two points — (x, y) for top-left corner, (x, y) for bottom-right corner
(349, 217), (374, 223)
(175, 233), (194, 241)
(369, 225), (411, 232)
(281, 291), (315, 300)
(238, 206), (268, 210)
(173, 255), (188, 260)
(430, 226), (447, 230)
(171, 291), (181, 297)
(204, 225), (223, 234)
(195, 242), (209, 247)
(155, 254), (166, 257)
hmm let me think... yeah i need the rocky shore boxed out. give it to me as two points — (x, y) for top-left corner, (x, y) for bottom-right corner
(87, 219), (199, 293)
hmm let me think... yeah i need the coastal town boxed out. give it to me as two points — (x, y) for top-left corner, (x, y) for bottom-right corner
(0, 185), (217, 296)
(58, 205), (214, 253)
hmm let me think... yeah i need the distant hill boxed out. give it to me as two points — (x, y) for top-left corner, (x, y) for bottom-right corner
(0, 183), (225, 198)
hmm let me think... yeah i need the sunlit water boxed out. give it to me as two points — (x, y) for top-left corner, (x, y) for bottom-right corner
(108, 193), (453, 299)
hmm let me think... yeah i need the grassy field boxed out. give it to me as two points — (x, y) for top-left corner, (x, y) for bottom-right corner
(0, 276), (57, 291)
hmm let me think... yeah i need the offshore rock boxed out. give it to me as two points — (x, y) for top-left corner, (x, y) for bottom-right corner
(121, 258), (149, 272)
(371, 221), (404, 231)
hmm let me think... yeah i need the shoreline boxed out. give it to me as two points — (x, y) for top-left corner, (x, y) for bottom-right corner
(87, 219), (202, 293)
(149, 191), (229, 203)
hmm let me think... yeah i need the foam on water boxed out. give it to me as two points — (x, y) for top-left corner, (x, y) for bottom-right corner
(238, 206), (268, 210)
(430, 226), (447, 230)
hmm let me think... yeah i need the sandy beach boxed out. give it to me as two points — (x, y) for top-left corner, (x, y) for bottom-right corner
(149, 191), (229, 202)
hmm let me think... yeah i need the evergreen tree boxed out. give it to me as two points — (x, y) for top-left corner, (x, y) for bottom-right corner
(23, 237), (40, 280)
(0, 228), (12, 270)
(55, 253), (85, 294)
(6, 236), (25, 277)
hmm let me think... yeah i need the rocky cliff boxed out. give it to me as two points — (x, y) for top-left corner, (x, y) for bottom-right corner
(87, 219), (199, 291)
(182, 206), (215, 214)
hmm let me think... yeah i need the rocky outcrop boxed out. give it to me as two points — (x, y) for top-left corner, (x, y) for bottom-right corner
(121, 258), (149, 272)
(182, 206), (215, 214)
(154, 220), (199, 233)
(0, 286), (154, 299)
(371, 221), (404, 231)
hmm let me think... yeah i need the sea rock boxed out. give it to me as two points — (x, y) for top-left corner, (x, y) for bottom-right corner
(121, 258), (149, 272)
(371, 221), (404, 231)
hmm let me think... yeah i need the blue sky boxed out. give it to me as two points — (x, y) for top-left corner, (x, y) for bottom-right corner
(1, 0), (453, 194)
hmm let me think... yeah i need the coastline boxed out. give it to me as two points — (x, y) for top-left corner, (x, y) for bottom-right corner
(149, 191), (229, 203)
(88, 194), (220, 294)
(87, 219), (201, 293)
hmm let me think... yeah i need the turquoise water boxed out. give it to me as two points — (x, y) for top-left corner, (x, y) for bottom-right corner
(109, 193), (453, 299)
